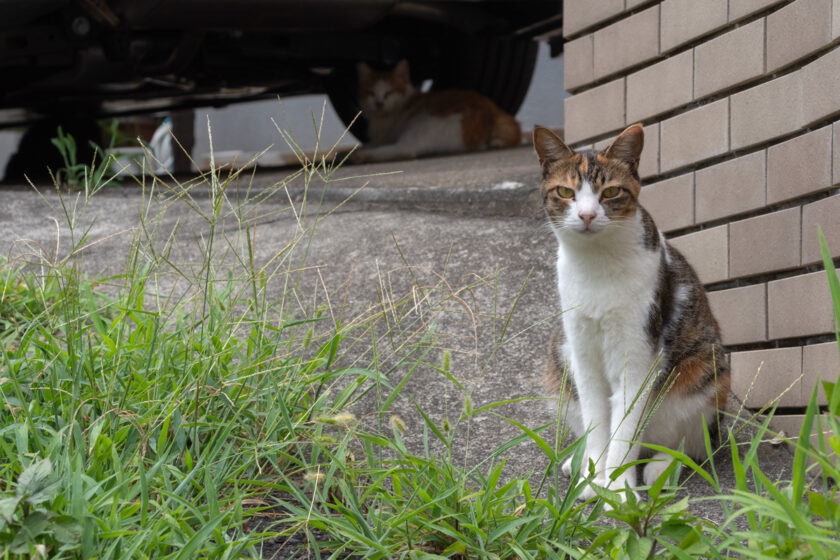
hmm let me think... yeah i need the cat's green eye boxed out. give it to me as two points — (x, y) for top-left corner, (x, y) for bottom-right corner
(602, 186), (621, 199)
(555, 186), (575, 199)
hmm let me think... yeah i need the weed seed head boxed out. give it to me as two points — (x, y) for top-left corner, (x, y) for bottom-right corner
(304, 471), (325, 483)
(332, 412), (357, 426)
(390, 415), (406, 432)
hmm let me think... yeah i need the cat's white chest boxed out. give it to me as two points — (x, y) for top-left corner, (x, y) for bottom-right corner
(556, 242), (659, 321)
(556, 234), (661, 387)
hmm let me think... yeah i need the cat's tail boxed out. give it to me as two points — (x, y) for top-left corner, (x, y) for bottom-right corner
(490, 113), (522, 148)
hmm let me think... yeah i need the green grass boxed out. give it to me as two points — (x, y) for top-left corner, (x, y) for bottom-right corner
(1, 118), (840, 559)
(0, 123), (387, 557)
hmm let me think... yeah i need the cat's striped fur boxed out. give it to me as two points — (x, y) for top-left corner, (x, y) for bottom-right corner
(535, 124), (730, 499)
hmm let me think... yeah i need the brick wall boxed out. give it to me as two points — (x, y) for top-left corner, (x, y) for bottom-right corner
(562, 0), (840, 432)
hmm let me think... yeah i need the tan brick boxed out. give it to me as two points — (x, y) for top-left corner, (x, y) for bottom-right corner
(801, 46), (840, 126)
(695, 151), (766, 223)
(564, 34), (594, 91)
(563, 0), (624, 38)
(639, 174), (694, 233)
(768, 269), (839, 339)
(730, 72), (803, 150)
(669, 225), (728, 284)
(660, 0), (728, 52)
(626, 0), (654, 7)
(731, 347), (803, 407)
(563, 78), (625, 144)
(627, 51), (693, 122)
(836, 121), (840, 186)
(707, 284), (767, 345)
(639, 121), (659, 179)
(802, 194), (840, 264)
(729, 0), (786, 21)
(594, 7), (660, 79)
(767, 0), (832, 71)
(660, 99), (729, 172)
(730, 207), (802, 278)
(767, 126), (832, 204)
(593, 122), (659, 178)
(769, 415), (802, 442)
(803, 342), (839, 405)
(834, 0), (840, 39)
(768, 414), (828, 445)
(694, 19), (765, 99)
(769, 414), (837, 464)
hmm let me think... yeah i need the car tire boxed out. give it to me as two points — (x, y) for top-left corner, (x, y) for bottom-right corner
(326, 36), (538, 144)
(326, 65), (370, 142)
(433, 36), (538, 118)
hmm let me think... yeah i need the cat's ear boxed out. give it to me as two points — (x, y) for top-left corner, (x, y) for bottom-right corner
(604, 123), (644, 170)
(533, 126), (574, 169)
(356, 61), (373, 81)
(393, 59), (411, 83)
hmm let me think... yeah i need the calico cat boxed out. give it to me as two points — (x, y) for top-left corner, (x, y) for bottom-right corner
(352, 60), (521, 163)
(534, 124), (730, 499)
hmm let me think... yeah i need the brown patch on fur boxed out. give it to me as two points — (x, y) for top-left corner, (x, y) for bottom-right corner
(545, 326), (569, 394)
(579, 153), (589, 174)
(667, 355), (713, 396)
(491, 112), (522, 148)
(407, 90), (520, 149)
(712, 372), (730, 410)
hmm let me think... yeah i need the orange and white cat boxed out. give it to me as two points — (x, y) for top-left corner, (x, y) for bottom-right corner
(352, 60), (521, 163)
(535, 124), (730, 500)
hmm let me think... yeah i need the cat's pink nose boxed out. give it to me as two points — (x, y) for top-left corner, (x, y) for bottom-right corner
(579, 211), (595, 228)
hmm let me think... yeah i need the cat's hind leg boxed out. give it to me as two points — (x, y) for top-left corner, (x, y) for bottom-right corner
(641, 451), (673, 486)
(640, 387), (722, 486)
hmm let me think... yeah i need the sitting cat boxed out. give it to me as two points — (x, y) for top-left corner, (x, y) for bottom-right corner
(534, 124), (730, 499)
(352, 59), (521, 163)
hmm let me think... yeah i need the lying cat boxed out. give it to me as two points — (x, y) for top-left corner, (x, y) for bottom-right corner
(352, 60), (521, 163)
(534, 124), (730, 499)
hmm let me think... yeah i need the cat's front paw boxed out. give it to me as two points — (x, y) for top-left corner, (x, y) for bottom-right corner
(642, 460), (669, 486)
(575, 476), (608, 501)
(561, 457), (574, 477)
(562, 455), (597, 479)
